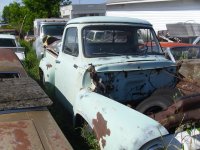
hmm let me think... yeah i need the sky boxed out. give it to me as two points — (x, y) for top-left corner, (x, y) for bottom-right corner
(0, 0), (21, 14)
(0, 0), (105, 18)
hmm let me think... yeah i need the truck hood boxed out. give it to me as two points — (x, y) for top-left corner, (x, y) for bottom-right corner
(83, 55), (175, 72)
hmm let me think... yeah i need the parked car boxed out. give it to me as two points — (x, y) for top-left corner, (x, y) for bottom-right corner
(40, 16), (200, 150)
(0, 48), (73, 150)
(0, 34), (25, 61)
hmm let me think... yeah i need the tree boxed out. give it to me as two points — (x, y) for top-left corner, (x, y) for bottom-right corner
(2, 0), (71, 34)
(22, 0), (65, 18)
(2, 2), (28, 31)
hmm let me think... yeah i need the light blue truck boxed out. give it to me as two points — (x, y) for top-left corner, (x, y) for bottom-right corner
(39, 16), (200, 150)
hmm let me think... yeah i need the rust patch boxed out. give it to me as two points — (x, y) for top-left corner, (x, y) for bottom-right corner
(0, 121), (27, 129)
(176, 59), (200, 95)
(0, 120), (43, 149)
(46, 64), (52, 70)
(45, 115), (71, 150)
(0, 49), (27, 77)
(88, 65), (106, 93)
(13, 129), (31, 150)
(150, 94), (200, 130)
(92, 112), (111, 148)
(0, 48), (18, 62)
(177, 79), (200, 95)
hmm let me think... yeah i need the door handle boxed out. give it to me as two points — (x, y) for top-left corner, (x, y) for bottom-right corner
(55, 60), (61, 64)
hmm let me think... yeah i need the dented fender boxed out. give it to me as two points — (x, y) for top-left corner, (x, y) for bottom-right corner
(73, 89), (168, 150)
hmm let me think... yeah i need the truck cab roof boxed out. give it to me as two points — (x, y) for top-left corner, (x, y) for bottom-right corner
(67, 16), (152, 26)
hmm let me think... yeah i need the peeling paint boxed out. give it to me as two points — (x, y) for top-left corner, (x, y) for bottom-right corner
(92, 112), (111, 148)
(150, 94), (200, 130)
(46, 64), (52, 70)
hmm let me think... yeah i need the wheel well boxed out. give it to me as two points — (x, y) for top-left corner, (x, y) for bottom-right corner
(74, 114), (100, 149)
(74, 114), (85, 128)
(39, 68), (43, 76)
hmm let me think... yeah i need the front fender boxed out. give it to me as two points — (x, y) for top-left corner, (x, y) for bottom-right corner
(74, 89), (168, 150)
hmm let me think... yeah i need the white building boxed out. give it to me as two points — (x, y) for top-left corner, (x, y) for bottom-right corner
(106, 0), (200, 32)
(60, 4), (106, 19)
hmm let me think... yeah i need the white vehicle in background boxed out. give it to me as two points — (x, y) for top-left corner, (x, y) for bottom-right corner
(0, 34), (25, 61)
(33, 18), (67, 59)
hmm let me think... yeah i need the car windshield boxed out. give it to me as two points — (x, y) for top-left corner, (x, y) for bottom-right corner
(83, 25), (162, 57)
(42, 25), (65, 36)
(171, 46), (200, 60)
(0, 38), (16, 47)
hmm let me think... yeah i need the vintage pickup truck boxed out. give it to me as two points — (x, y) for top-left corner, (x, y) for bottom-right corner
(33, 18), (67, 59)
(0, 48), (72, 150)
(39, 16), (200, 149)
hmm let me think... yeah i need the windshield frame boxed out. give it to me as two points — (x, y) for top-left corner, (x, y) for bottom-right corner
(82, 25), (163, 58)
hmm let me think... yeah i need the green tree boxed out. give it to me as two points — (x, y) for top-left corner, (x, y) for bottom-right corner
(22, 0), (65, 18)
(2, 0), (71, 34)
(2, 2), (28, 32)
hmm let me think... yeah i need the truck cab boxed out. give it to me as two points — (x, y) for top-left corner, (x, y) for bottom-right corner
(51, 17), (177, 110)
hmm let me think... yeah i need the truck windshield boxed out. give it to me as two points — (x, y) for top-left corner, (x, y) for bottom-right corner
(42, 25), (65, 36)
(83, 26), (162, 57)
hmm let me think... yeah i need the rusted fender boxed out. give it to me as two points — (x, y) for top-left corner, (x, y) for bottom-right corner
(150, 94), (200, 129)
(73, 89), (168, 150)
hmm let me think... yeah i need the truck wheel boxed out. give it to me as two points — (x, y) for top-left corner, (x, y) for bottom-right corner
(136, 95), (173, 115)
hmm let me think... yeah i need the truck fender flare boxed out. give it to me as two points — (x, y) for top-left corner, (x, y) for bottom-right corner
(73, 89), (168, 150)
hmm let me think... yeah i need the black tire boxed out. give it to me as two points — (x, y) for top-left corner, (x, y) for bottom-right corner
(136, 95), (174, 115)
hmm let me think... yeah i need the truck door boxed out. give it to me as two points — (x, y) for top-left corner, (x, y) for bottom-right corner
(55, 27), (79, 113)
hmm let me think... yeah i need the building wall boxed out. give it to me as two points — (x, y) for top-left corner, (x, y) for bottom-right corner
(60, 4), (106, 19)
(106, 0), (200, 32)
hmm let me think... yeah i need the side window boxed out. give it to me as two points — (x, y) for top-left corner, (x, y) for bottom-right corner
(63, 27), (79, 56)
